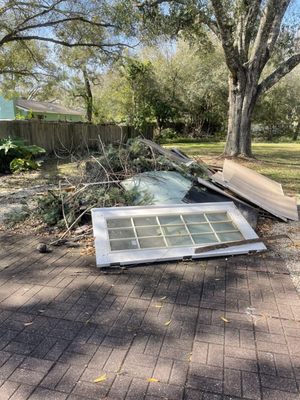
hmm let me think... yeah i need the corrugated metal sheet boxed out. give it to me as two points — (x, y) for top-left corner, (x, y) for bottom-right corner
(212, 160), (298, 221)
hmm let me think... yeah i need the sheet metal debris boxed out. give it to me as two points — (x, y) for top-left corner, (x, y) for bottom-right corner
(140, 138), (213, 176)
(212, 159), (298, 221)
(122, 170), (258, 228)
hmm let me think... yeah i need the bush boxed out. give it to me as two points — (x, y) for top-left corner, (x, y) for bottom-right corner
(155, 128), (178, 143)
(0, 137), (45, 173)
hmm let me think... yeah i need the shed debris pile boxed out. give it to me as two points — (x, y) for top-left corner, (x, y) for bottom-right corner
(88, 138), (297, 267)
(14, 137), (297, 265)
(119, 139), (298, 224)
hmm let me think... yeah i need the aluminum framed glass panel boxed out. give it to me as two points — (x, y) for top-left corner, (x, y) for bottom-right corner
(92, 202), (266, 267)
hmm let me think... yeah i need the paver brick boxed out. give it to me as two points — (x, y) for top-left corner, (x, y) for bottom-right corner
(224, 368), (242, 397)
(169, 361), (189, 385)
(28, 387), (68, 400)
(40, 363), (70, 389)
(9, 384), (35, 400)
(242, 371), (261, 400)
(56, 365), (85, 393)
(207, 344), (223, 367)
(9, 367), (45, 385)
(0, 380), (19, 400)
(19, 357), (53, 373)
(153, 357), (173, 383)
(147, 381), (184, 399)
(260, 374), (298, 393)
(0, 354), (25, 380)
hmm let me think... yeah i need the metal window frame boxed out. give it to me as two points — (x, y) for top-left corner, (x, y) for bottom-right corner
(91, 202), (266, 267)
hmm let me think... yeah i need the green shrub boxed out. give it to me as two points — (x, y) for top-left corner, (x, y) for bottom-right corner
(155, 128), (178, 143)
(0, 137), (45, 173)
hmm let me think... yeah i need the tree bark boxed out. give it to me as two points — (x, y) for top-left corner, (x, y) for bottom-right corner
(224, 74), (257, 157)
(82, 67), (93, 123)
(292, 123), (299, 141)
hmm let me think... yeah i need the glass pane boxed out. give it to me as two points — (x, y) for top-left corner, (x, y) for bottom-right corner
(107, 218), (132, 228)
(192, 234), (218, 244)
(110, 239), (139, 251)
(212, 222), (236, 232)
(158, 215), (182, 225)
(136, 226), (162, 237)
(139, 237), (166, 248)
(183, 214), (206, 224)
(161, 225), (188, 236)
(218, 232), (243, 242)
(206, 213), (229, 222)
(108, 228), (135, 239)
(166, 236), (193, 246)
(133, 217), (158, 226)
(187, 224), (212, 234)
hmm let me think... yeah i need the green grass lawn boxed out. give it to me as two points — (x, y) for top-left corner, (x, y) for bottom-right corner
(164, 142), (300, 195)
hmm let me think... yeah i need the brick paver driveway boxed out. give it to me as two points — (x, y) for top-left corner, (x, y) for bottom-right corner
(1, 233), (300, 400)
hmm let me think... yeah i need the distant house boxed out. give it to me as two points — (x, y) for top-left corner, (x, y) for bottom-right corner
(0, 96), (84, 122)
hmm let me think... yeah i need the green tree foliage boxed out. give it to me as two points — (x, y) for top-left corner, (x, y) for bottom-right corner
(0, 0), (136, 108)
(93, 40), (227, 136)
(254, 66), (300, 141)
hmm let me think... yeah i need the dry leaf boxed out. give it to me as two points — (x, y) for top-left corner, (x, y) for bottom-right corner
(220, 317), (230, 323)
(85, 319), (90, 325)
(93, 373), (107, 383)
(160, 296), (167, 300)
(147, 377), (159, 382)
(188, 352), (192, 362)
(24, 322), (33, 326)
(164, 320), (172, 326)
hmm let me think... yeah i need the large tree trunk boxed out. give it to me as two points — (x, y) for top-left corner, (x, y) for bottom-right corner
(224, 75), (257, 157)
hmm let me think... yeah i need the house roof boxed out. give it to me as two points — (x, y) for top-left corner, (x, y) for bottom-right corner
(15, 98), (84, 116)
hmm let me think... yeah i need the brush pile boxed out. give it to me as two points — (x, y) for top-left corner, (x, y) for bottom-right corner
(31, 138), (207, 234)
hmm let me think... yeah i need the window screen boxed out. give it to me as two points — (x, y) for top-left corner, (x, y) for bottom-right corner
(106, 212), (244, 252)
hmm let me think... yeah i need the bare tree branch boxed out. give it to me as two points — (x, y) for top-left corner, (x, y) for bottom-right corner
(2, 34), (135, 53)
(257, 53), (300, 96)
(250, 0), (291, 72)
(243, 0), (262, 57)
(14, 0), (65, 29)
(0, 16), (118, 47)
(210, 0), (243, 76)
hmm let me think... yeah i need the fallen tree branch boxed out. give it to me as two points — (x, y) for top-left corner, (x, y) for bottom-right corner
(49, 205), (95, 246)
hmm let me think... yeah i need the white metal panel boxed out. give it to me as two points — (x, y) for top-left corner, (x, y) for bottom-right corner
(91, 202), (266, 267)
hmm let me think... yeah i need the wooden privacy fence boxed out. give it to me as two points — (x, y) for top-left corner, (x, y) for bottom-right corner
(0, 120), (154, 153)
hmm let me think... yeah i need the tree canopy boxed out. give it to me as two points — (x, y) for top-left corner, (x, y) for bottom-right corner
(0, 0), (299, 154)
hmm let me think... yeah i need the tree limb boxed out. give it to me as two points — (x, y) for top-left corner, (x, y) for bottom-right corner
(243, 0), (262, 57)
(210, 0), (242, 76)
(14, 0), (65, 30)
(1, 35), (133, 50)
(0, 16), (118, 47)
(250, 0), (291, 72)
(257, 53), (300, 96)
